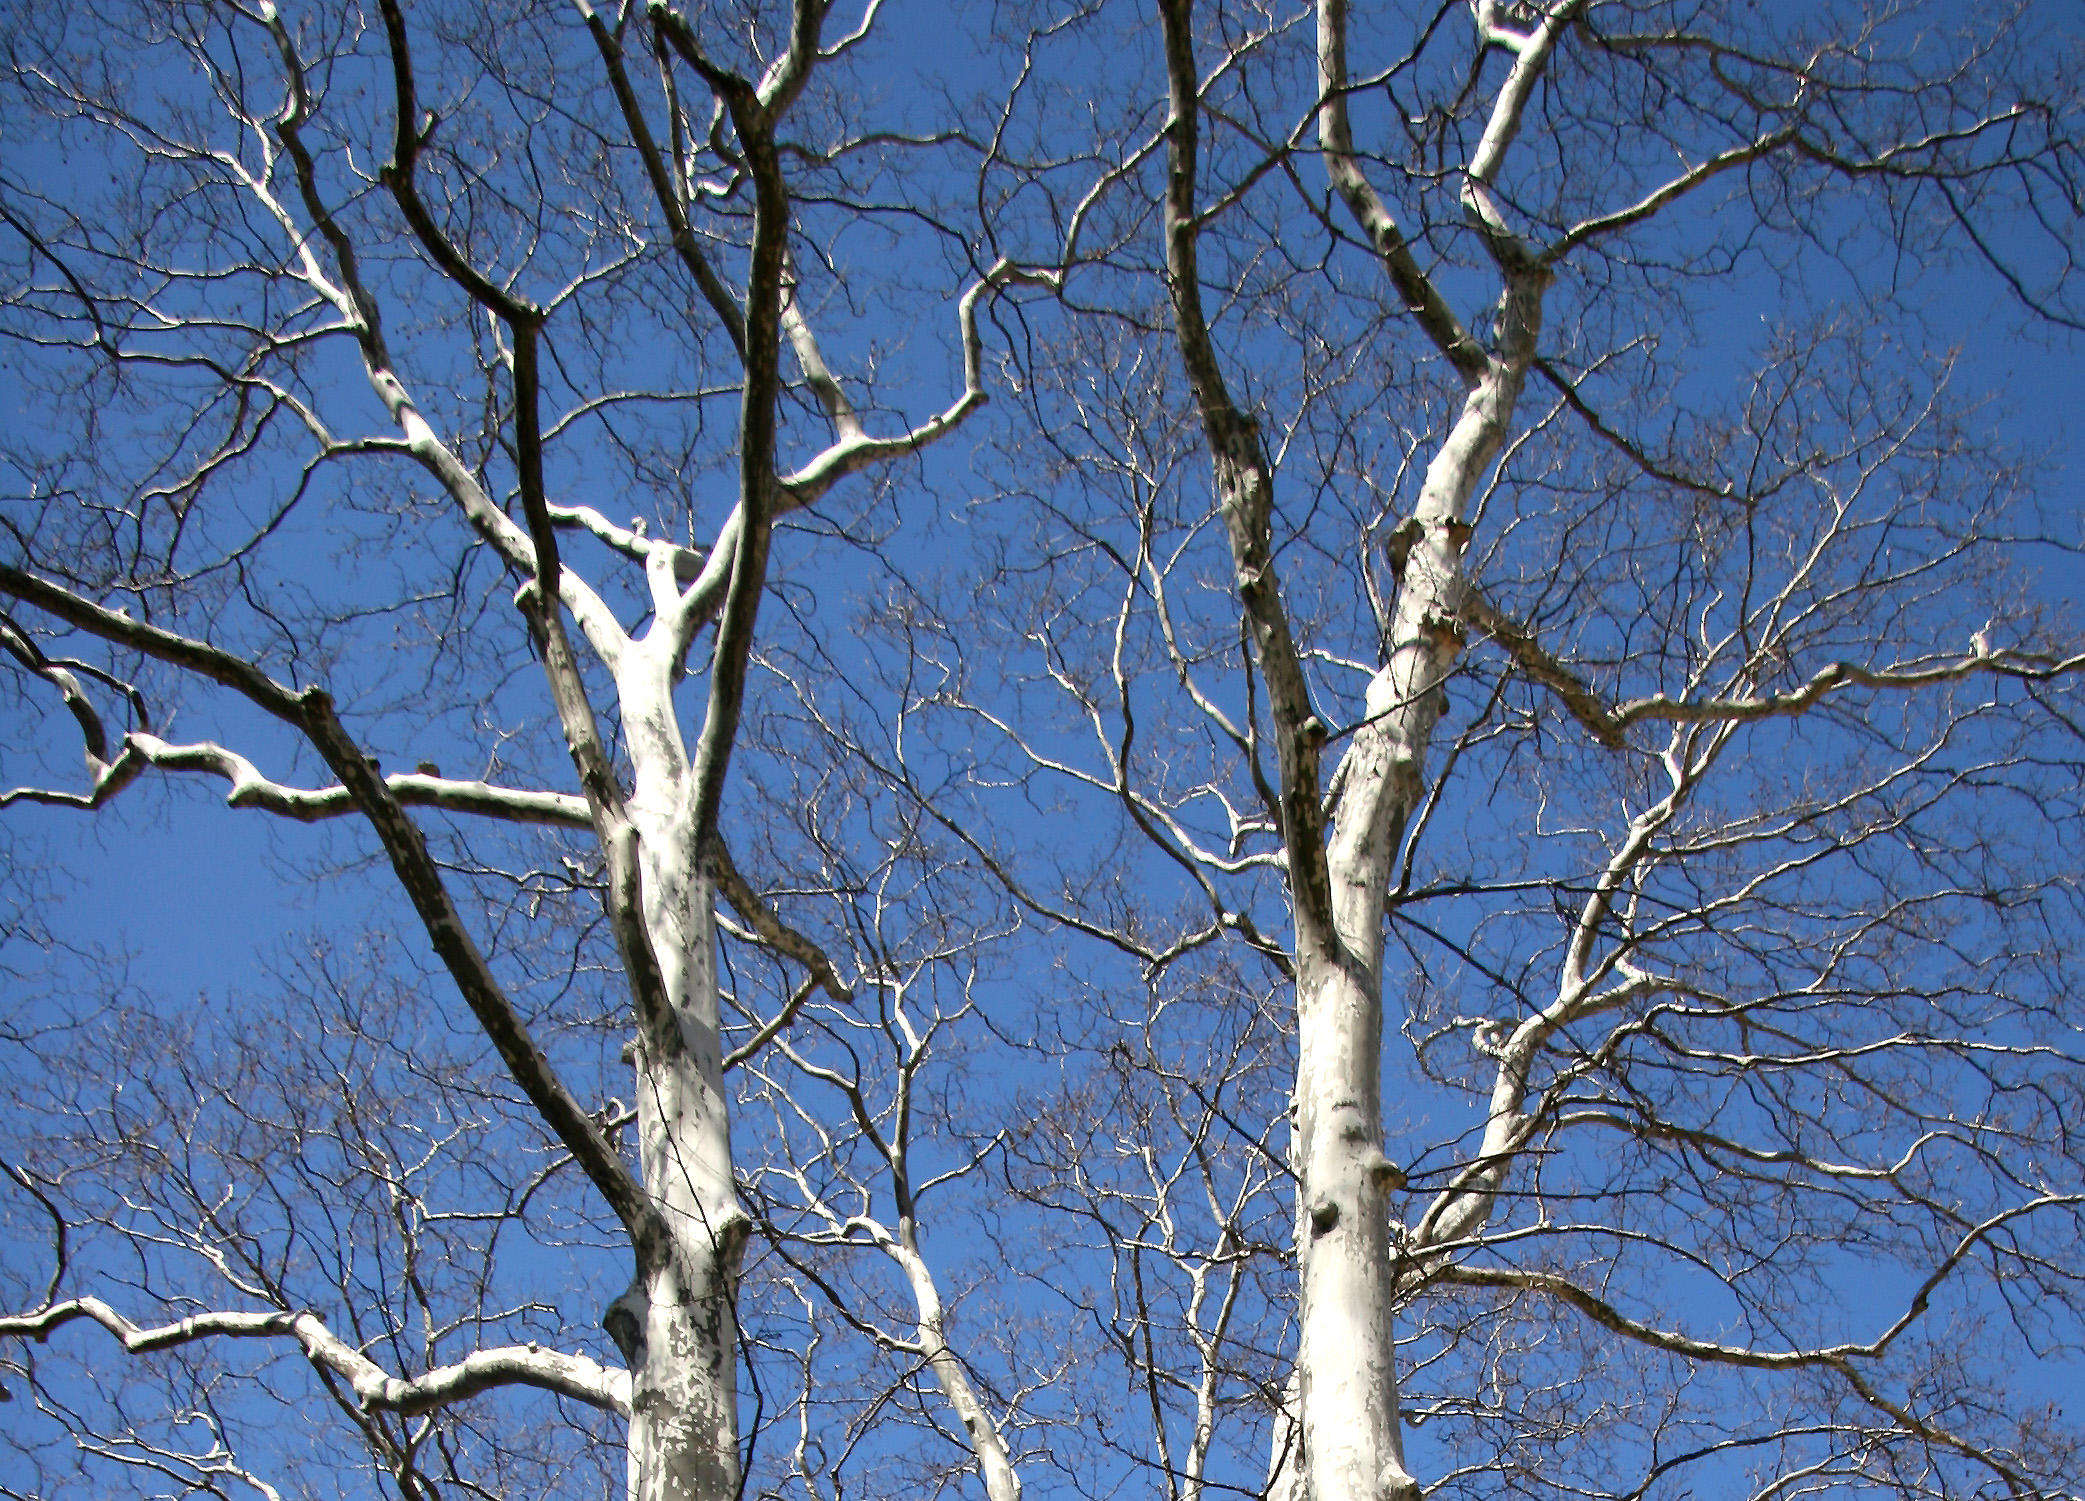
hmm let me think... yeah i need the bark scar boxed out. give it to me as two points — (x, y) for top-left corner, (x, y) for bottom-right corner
(603, 1284), (648, 1364)
(1383, 517), (1424, 580)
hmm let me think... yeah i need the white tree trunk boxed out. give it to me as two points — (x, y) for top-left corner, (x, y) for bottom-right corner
(1288, 296), (1541, 1501)
(615, 864), (746, 1501)
(609, 659), (751, 1501)
(1155, 9), (1542, 1497)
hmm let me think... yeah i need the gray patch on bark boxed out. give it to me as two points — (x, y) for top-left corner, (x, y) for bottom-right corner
(603, 1284), (649, 1364)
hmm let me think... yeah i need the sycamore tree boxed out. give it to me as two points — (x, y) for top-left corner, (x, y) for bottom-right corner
(4, 3), (2085, 1501)
(0, 1), (1039, 1496)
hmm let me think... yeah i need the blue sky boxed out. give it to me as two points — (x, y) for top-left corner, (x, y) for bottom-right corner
(6, 2), (2085, 1498)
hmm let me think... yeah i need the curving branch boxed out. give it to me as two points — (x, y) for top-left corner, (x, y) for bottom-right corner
(1460, 0), (1590, 269)
(1429, 1183), (2083, 1482)
(1317, 0), (1486, 383)
(650, 0), (813, 851)
(0, 1296), (631, 1419)
(709, 836), (855, 1008)
(1531, 356), (1744, 505)
(774, 260), (1057, 509)
(666, 256), (1055, 664)
(244, 1), (633, 670)
(0, 611), (140, 772)
(1541, 125), (1799, 263)
(1456, 585), (1626, 749)
(574, 0), (750, 357)
(3, 730), (595, 828)
(1459, 582), (2085, 748)
(842, 1215), (1023, 1501)
(1609, 648), (2085, 730)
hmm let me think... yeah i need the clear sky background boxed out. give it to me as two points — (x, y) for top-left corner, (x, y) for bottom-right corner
(6, 2), (2085, 1497)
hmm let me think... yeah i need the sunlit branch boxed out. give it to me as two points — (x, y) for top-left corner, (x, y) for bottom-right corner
(8, 731), (595, 828)
(0, 1297), (631, 1419)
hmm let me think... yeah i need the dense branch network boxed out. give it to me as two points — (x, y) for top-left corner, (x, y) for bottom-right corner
(4, 1), (2083, 1499)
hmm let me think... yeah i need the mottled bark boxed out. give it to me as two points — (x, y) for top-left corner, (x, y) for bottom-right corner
(600, 630), (752, 1501)
(614, 924), (748, 1501)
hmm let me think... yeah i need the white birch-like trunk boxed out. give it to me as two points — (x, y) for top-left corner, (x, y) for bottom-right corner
(1154, 8), (1544, 1494)
(1281, 2), (1568, 1492)
(1287, 312), (1539, 1501)
(607, 656), (751, 1501)
(614, 868), (745, 1501)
